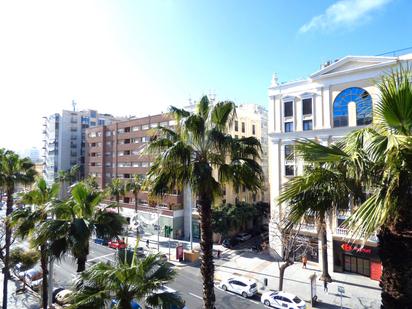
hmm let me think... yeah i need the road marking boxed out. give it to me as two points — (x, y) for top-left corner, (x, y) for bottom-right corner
(188, 292), (202, 300)
(87, 252), (115, 262)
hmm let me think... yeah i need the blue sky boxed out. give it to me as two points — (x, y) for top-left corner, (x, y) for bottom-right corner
(0, 0), (411, 151)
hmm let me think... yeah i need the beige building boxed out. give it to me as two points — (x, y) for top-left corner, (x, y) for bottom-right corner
(222, 103), (269, 204)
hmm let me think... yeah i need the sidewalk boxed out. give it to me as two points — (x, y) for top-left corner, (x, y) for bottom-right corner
(0, 272), (41, 309)
(214, 250), (380, 309)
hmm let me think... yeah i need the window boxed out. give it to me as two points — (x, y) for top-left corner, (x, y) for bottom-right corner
(141, 162), (149, 167)
(241, 122), (245, 133)
(105, 152), (111, 156)
(150, 123), (158, 128)
(90, 111), (97, 118)
(284, 145), (294, 161)
(118, 128), (124, 134)
(303, 120), (313, 131)
(284, 122), (294, 132)
(142, 124), (149, 130)
(141, 136), (149, 142)
(97, 132), (102, 137)
(81, 116), (90, 124)
(234, 121), (238, 131)
(90, 121), (96, 126)
(252, 124), (256, 135)
(302, 98), (312, 115)
(106, 141), (112, 146)
(105, 162), (111, 167)
(98, 119), (105, 126)
(235, 135), (239, 139)
(105, 131), (111, 137)
(132, 126), (140, 131)
(160, 121), (168, 127)
(124, 127), (131, 133)
(284, 101), (293, 117)
(333, 87), (372, 127)
(132, 162), (141, 167)
(285, 165), (295, 177)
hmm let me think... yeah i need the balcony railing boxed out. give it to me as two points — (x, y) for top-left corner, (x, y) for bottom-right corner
(335, 227), (378, 242)
(300, 223), (316, 232)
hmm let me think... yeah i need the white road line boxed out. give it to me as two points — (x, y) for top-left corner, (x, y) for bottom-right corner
(87, 252), (115, 262)
(188, 292), (202, 300)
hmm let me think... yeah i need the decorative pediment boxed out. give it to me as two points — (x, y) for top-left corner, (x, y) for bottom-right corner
(310, 56), (397, 79)
(282, 95), (296, 102)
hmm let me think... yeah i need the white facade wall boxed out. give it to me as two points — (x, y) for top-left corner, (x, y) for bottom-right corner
(267, 54), (412, 265)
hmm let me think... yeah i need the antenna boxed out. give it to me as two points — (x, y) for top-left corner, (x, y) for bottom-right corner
(72, 100), (77, 111)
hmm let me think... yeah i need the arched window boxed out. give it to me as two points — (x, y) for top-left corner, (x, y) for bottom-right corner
(333, 87), (372, 127)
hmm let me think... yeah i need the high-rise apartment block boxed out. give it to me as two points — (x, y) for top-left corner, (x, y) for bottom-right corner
(42, 109), (118, 185)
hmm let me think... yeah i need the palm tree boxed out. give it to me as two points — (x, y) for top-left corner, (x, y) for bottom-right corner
(278, 165), (351, 283)
(145, 96), (264, 308)
(71, 254), (184, 309)
(286, 69), (412, 308)
(126, 175), (144, 213)
(56, 164), (80, 199)
(107, 178), (126, 213)
(0, 150), (36, 309)
(36, 181), (126, 272)
(11, 178), (59, 309)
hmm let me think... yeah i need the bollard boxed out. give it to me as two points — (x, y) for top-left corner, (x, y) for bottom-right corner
(264, 278), (268, 287)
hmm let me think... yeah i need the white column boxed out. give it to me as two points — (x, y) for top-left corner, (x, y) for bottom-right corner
(323, 87), (332, 129)
(268, 137), (283, 257)
(295, 98), (302, 132)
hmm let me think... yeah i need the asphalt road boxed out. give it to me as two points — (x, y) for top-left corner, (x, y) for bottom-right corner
(51, 242), (265, 309)
(169, 263), (263, 309)
(52, 241), (116, 288)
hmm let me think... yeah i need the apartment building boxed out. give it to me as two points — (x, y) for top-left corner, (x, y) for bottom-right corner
(85, 113), (184, 238)
(268, 53), (412, 281)
(184, 100), (269, 239)
(42, 109), (118, 185)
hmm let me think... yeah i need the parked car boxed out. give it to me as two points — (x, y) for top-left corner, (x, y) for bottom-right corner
(22, 267), (43, 289)
(108, 239), (127, 249)
(220, 276), (257, 298)
(94, 237), (109, 246)
(55, 289), (72, 305)
(235, 233), (252, 242)
(222, 238), (238, 249)
(52, 287), (65, 303)
(261, 291), (306, 309)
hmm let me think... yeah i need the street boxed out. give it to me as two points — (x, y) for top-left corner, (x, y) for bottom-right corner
(52, 241), (264, 309)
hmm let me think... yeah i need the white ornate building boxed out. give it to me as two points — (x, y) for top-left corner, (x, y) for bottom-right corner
(267, 53), (412, 281)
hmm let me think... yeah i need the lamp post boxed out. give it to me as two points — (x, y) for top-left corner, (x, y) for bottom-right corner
(157, 206), (161, 252)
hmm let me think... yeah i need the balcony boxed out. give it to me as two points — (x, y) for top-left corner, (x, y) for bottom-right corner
(335, 227), (378, 243)
(300, 223), (316, 232)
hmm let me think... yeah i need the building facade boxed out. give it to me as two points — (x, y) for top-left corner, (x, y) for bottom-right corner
(268, 54), (412, 281)
(184, 100), (269, 240)
(85, 113), (185, 239)
(42, 109), (118, 185)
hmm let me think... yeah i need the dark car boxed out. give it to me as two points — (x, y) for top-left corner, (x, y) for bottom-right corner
(52, 287), (65, 303)
(94, 237), (109, 246)
(222, 238), (238, 249)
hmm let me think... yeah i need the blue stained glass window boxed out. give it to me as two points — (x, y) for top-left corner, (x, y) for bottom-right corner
(333, 87), (372, 127)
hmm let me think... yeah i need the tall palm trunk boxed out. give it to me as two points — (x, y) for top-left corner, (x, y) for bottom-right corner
(198, 193), (215, 309)
(319, 215), (332, 283)
(2, 186), (14, 309)
(379, 202), (412, 308)
(134, 192), (138, 213)
(77, 256), (87, 273)
(116, 195), (120, 214)
(40, 245), (48, 309)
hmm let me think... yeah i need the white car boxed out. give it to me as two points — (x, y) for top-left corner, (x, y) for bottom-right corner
(220, 276), (257, 298)
(235, 233), (252, 242)
(56, 289), (72, 305)
(261, 291), (306, 309)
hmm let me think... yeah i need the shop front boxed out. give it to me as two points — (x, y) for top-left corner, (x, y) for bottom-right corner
(333, 240), (382, 281)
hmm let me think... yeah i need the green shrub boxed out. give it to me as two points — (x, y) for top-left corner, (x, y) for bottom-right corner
(10, 247), (40, 270)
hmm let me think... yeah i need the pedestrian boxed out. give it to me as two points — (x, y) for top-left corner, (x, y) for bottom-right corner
(302, 255), (308, 268)
(146, 239), (150, 248)
(324, 280), (328, 293)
